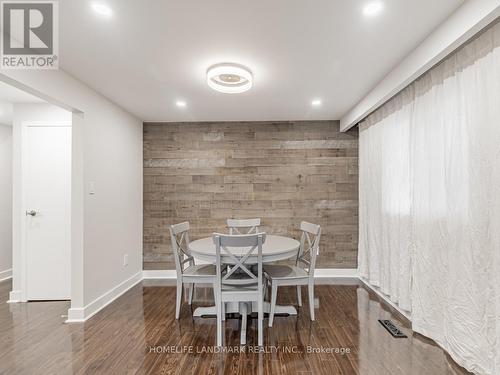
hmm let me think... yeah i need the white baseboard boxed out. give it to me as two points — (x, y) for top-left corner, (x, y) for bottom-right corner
(7, 289), (22, 303)
(0, 268), (12, 282)
(142, 270), (177, 279)
(66, 307), (85, 321)
(358, 277), (412, 321)
(314, 268), (358, 278)
(66, 271), (142, 323)
(33, 266), (411, 328)
(8, 266), (408, 325)
(60, 267), (406, 325)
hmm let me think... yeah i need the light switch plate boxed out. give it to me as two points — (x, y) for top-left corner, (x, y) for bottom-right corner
(89, 181), (96, 195)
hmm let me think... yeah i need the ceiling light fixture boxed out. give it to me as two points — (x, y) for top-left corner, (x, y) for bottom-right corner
(206, 63), (253, 94)
(176, 100), (187, 108)
(363, 1), (384, 16)
(92, 2), (113, 17)
(311, 99), (322, 107)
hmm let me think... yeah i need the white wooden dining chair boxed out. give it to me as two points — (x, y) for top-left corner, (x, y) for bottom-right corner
(225, 218), (261, 317)
(213, 233), (266, 347)
(264, 221), (321, 327)
(170, 222), (220, 323)
(227, 218), (261, 234)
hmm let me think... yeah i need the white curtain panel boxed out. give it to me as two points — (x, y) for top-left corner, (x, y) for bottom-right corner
(359, 20), (500, 375)
(359, 87), (413, 312)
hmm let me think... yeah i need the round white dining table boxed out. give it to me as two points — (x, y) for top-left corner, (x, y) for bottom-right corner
(189, 234), (300, 264)
(188, 234), (301, 345)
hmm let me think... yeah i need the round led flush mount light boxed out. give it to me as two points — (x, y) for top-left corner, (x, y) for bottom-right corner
(206, 63), (253, 94)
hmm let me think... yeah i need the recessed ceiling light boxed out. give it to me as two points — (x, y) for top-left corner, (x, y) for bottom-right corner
(363, 1), (384, 16)
(311, 99), (322, 107)
(176, 100), (187, 108)
(206, 63), (253, 94)
(92, 2), (113, 17)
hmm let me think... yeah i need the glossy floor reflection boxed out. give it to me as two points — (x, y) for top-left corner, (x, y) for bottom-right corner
(0, 278), (471, 375)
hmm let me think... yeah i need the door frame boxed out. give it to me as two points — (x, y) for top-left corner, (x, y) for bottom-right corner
(20, 121), (72, 302)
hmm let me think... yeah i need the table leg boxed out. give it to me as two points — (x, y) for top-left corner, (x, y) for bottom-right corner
(192, 305), (217, 316)
(263, 301), (297, 315)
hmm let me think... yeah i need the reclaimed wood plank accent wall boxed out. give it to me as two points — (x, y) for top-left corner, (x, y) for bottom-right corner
(143, 121), (358, 270)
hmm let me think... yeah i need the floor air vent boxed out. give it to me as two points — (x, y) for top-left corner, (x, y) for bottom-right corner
(378, 320), (408, 338)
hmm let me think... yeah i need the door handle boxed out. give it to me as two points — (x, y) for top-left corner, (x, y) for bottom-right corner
(26, 210), (38, 216)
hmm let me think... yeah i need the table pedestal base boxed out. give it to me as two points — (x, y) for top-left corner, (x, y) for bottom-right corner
(193, 302), (297, 345)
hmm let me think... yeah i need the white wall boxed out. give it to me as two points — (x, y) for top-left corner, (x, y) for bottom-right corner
(2, 70), (142, 319)
(79, 95), (143, 307)
(0, 123), (12, 280)
(0, 100), (13, 126)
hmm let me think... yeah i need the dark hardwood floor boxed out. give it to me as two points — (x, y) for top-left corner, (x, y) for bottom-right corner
(0, 278), (471, 375)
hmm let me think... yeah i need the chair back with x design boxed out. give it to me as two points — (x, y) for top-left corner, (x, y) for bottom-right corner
(227, 218), (261, 235)
(296, 221), (321, 279)
(169, 222), (194, 278)
(213, 233), (266, 288)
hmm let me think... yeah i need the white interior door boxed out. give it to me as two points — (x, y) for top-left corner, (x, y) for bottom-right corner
(24, 123), (71, 300)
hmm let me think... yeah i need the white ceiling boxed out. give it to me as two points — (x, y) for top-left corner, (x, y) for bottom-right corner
(60, 0), (464, 122)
